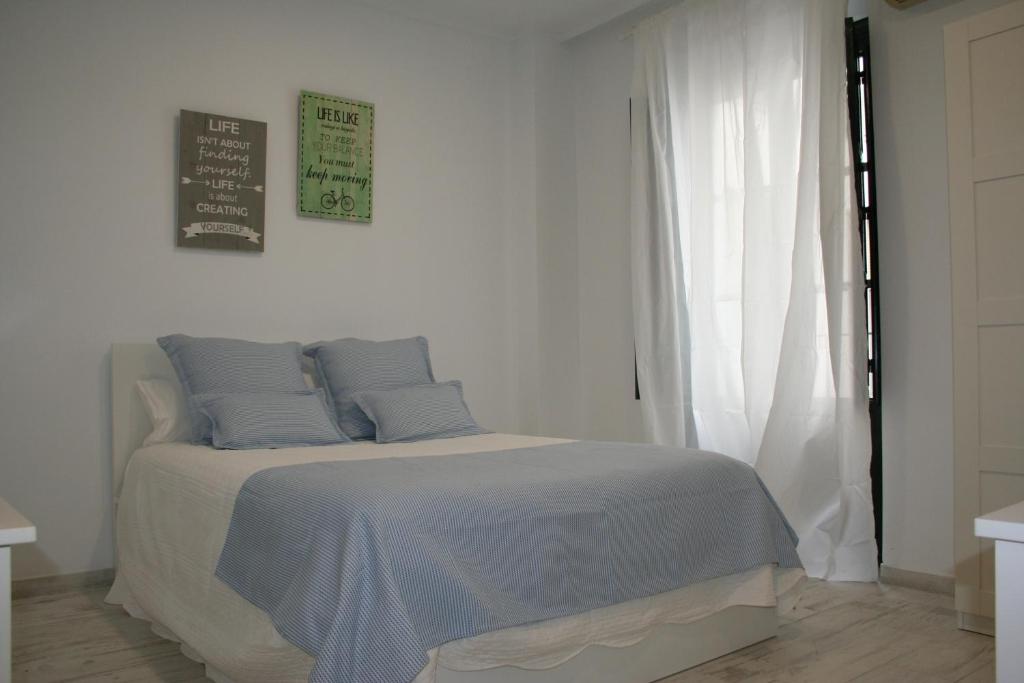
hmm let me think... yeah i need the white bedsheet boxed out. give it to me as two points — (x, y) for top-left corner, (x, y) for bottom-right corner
(107, 434), (804, 682)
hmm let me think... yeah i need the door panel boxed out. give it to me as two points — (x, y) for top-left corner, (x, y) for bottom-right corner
(969, 25), (1024, 158)
(946, 0), (1024, 634)
(975, 176), (1024, 302)
(978, 327), (1024, 448)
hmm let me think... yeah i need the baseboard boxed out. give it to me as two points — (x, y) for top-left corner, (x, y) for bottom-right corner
(12, 567), (114, 600)
(879, 564), (954, 596)
(957, 611), (995, 636)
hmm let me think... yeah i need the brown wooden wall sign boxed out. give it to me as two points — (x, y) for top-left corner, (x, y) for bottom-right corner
(177, 110), (267, 252)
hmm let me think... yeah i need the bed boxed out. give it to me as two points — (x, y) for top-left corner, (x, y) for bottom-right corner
(106, 343), (804, 683)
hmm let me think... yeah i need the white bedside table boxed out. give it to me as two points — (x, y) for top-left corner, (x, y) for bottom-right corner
(0, 498), (35, 683)
(976, 500), (1024, 683)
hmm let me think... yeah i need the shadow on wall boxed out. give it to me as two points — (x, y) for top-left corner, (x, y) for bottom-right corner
(12, 546), (59, 582)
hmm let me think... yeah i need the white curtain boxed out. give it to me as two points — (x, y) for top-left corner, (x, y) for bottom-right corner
(630, 0), (877, 581)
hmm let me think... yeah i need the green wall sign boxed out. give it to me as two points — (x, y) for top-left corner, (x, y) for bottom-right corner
(298, 91), (374, 223)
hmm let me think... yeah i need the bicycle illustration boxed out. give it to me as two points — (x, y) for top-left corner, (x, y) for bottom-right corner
(321, 188), (356, 212)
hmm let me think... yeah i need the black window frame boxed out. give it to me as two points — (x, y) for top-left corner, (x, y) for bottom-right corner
(846, 17), (883, 562)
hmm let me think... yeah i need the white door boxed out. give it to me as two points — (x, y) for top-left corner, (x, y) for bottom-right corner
(945, 0), (1024, 635)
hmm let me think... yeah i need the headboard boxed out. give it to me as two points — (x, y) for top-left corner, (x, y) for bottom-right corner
(111, 343), (177, 506)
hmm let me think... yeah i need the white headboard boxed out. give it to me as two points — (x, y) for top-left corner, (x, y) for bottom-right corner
(111, 343), (177, 506)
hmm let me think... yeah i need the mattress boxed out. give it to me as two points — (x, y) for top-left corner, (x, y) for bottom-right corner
(107, 434), (804, 682)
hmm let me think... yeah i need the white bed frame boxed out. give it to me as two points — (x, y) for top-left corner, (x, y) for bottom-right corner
(112, 344), (177, 508)
(111, 343), (778, 683)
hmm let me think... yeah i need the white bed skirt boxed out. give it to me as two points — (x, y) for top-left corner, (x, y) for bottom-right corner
(108, 564), (803, 683)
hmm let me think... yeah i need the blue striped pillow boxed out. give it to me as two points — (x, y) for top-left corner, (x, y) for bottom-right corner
(304, 337), (435, 439)
(158, 335), (309, 444)
(351, 381), (488, 444)
(196, 390), (350, 450)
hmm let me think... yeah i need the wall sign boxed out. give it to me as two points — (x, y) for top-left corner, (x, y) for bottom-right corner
(298, 91), (374, 223)
(177, 110), (267, 252)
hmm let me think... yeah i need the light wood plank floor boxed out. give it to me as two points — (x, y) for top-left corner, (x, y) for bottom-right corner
(12, 579), (993, 682)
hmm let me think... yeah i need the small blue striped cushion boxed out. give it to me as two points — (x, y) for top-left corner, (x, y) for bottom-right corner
(304, 337), (435, 439)
(352, 380), (488, 443)
(158, 335), (309, 444)
(196, 390), (350, 450)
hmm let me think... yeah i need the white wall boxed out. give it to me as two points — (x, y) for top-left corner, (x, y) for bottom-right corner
(868, 0), (1018, 578)
(524, 25), (646, 442)
(568, 24), (646, 443)
(535, 39), (586, 439)
(0, 0), (527, 580)
(503, 38), (544, 438)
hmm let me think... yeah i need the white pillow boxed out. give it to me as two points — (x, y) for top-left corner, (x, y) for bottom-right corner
(136, 378), (190, 445)
(136, 372), (317, 446)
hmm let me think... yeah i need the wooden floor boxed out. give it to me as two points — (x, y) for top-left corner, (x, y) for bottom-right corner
(12, 579), (993, 683)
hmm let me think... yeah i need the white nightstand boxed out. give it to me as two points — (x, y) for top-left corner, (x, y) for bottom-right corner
(0, 498), (35, 683)
(976, 500), (1024, 683)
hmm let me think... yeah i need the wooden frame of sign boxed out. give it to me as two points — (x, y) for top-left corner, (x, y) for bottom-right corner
(177, 110), (267, 252)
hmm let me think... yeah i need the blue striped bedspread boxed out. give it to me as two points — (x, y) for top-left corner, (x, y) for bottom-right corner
(215, 440), (802, 683)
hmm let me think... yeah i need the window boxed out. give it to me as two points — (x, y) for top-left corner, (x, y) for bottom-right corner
(632, 22), (883, 562)
(845, 17), (883, 559)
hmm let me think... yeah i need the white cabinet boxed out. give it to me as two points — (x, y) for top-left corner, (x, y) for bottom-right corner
(976, 501), (1024, 683)
(0, 498), (36, 683)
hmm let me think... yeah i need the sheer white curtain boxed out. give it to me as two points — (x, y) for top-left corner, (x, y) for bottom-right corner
(630, 0), (877, 580)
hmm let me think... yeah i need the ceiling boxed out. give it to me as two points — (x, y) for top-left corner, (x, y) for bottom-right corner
(360, 0), (661, 40)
